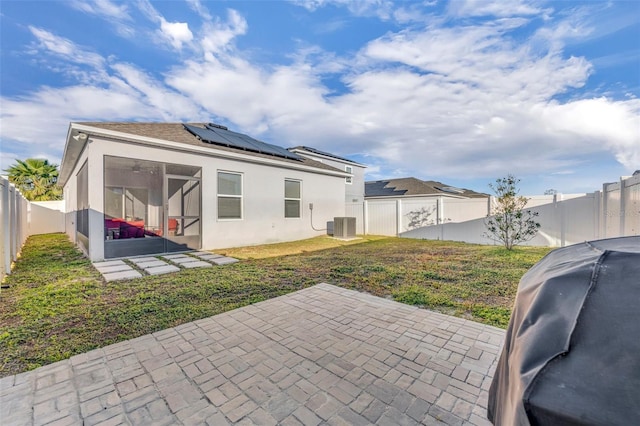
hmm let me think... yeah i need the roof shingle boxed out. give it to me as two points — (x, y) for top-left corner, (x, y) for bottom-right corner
(365, 177), (487, 198)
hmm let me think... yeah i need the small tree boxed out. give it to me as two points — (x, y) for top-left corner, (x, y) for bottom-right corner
(484, 175), (540, 250)
(4, 158), (63, 201)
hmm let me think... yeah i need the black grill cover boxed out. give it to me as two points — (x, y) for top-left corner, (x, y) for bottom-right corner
(488, 236), (640, 426)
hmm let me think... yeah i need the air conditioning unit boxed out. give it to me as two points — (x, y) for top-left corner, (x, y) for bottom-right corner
(333, 217), (356, 239)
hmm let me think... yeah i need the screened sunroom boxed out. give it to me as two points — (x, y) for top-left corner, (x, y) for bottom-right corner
(102, 156), (201, 258)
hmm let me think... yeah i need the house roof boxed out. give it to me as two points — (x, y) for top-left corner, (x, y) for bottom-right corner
(60, 122), (345, 185)
(184, 123), (302, 161)
(288, 146), (364, 166)
(365, 177), (488, 198)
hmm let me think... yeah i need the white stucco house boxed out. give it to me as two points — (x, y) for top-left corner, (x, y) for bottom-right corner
(59, 122), (361, 261)
(288, 146), (366, 204)
(289, 146), (367, 234)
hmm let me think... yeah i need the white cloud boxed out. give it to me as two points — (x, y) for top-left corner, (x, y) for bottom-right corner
(1, 26), (203, 159)
(69, 0), (131, 20)
(68, 0), (134, 38)
(112, 63), (201, 119)
(447, 0), (545, 17)
(160, 20), (194, 50)
(186, 0), (212, 21)
(199, 9), (247, 58)
(293, 0), (396, 20)
(537, 98), (640, 169)
(135, 0), (194, 50)
(313, 18), (349, 34)
(29, 27), (105, 69)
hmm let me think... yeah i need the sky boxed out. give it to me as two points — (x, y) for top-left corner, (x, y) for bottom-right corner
(1, 0), (639, 195)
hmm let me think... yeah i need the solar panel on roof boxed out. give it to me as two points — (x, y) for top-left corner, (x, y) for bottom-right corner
(184, 124), (217, 142)
(206, 126), (259, 151)
(183, 124), (302, 161)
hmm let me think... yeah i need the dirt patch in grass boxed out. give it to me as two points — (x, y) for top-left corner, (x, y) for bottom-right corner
(0, 233), (550, 377)
(220, 235), (387, 259)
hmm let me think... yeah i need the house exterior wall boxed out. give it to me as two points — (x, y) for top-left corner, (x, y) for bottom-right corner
(292, 151), (365, 204)
(64, 136), (346, 260)
(344, 163), (365, 204)
(205, 163), (345, 248)
(62, 141), (104, 259)
(63, 169), (77, 244)
(63, 144), (90, 247)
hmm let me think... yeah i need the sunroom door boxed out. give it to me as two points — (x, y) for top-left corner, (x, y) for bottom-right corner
(165, 175), (201, 252)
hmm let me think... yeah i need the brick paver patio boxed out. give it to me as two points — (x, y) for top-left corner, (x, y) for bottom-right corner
(0, 283), (503, 425)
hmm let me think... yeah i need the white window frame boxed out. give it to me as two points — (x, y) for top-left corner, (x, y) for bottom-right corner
(217, 171), (243, 220)
(345, 165), (353, 185)
(284, 179), (301, 219)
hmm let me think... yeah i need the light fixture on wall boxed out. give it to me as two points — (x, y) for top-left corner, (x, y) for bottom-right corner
(132, 161), (141, 173)
(72, 132), (87, 142)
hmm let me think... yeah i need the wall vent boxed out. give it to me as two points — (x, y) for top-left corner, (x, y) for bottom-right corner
(333, 217), (356, 239)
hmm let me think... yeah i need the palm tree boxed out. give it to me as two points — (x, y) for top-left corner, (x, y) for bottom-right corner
(4, 158), (63, 201)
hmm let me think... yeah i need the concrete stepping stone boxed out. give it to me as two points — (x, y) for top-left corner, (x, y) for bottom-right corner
(128, 257), (160, 265)
(162, 254), (192, 260)
(94, 263), (132, 274)
(93, 260), (131, 272)
(93, 260), (127, 268)
(194, 253), (224, 261)
(145, 265), (180, 275)
(211, 257), (239, 265)
(135, 260), (168, 269)
(181, 261), (213, 268)
(102, 270), (142, 281)
(93, 260), (131, 274)
(165, 256), (200, 265)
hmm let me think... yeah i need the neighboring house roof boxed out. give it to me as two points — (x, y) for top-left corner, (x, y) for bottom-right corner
(288, 146), (365, 166)
(60, 122), (346, 185)
(365, 177), (488, 198)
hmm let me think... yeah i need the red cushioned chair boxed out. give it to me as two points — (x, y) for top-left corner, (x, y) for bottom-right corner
(168, 218), (178, 236)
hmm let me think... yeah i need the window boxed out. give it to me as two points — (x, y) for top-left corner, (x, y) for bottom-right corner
(345, 165), (353, 184)
(218, 172), (242, 219)
(285, 179), (301, 218)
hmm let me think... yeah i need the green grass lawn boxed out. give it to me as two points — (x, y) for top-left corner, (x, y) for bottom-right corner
(0, 233), (551, 377)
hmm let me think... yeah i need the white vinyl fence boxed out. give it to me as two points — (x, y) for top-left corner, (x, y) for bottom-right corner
(1, 176), (66, 283)
(1, 177), (29, 283)
(364, 197), (491, 236)
(400, 174), (640, 247)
